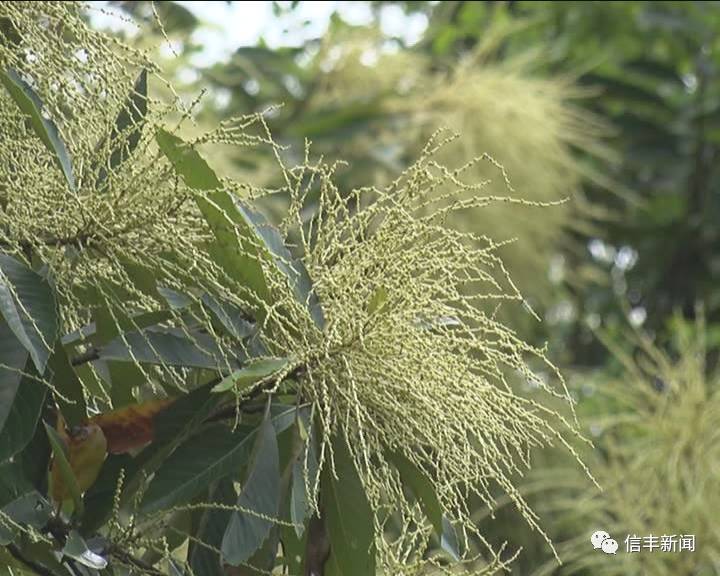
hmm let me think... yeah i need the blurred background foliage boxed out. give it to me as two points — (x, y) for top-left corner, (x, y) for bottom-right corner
(92, 1), (720, 574)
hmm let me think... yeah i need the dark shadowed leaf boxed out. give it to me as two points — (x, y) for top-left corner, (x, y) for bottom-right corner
(236, 205), (325, 329)
(0, 462), (52, 545)
(388, 451), (442, 535)
(202, 293), (255, 340)
(189, 478), (236, 576)
(48, 343), (87, 427)
(323, 433), (375, 576)
(221, 404), (280, 566)
(96, 69), (148, 189)
(0, 326), (46, 463)
(141, 406), (295, 514)
(100, 327), (242, 370)
(0, 254), (58, 373)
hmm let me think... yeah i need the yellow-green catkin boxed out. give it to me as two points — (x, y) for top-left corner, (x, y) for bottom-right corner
(297, 27), (614, 329)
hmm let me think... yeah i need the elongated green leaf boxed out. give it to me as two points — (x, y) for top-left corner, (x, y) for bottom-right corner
(1, 69), (75, 190)
(156, 128), (222, 190)
(202, 293), (255, 341)
(140, 406), (296, 514)
(200, 192), (271, 319)
(48, 344), (86, 427)
(236, 205), (325, 329)
(96, 69), (147, 189)
(43, 421), (83, 517)
(100, 327), (242, 370)
(212, 357), (290, 393)
(156, 130), (324, 328)
(222, 405), (280, 566)
(189, 478), (236, 576)
(323, 433), (375, 576)
(290, 412), (318, 538)
(0, 319), (30, 434)
(121, 383), (222, 506)
(0, 323), (46, 463)
(0, 254), (58, 373)
(290, 458), (309, 538)
(388, 451), (442, 535)
(158, 285), (192, 310)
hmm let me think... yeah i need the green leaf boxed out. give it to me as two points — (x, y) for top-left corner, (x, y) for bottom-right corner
(0, 323), (46, 463)
(0, 460), (52, 544)
(156, 130), (324, 328)
(121, 383), (223, 505)
(157, 285), (193, 310)
(0, 319), (30, 435)
(290, 457), (309, 538)
(222, 404), (280, 566)
(156, 128), (222, 190)
(48, 344), (86, 427)
(202, 293), (255, 340)
(100, 327), (242, 370)
(96, 69), (148, 189)
(323, 433), (375, 576)
(290, 412), (318, 538)
(189, 478), (236, 576)
(80, 453), (133, 536)
(43, 421), (84, 517)
(140, 406), (296, 514)
(62, 530), (108, 569)
(236, 205), (325, 329)
(0, 254), (58, 373)
(0, 69), (75, 190)
(387, 451), (442, 535)
(212, 357), (291, 393)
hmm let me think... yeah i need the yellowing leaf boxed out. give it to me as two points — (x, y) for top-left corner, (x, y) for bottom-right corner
(90, 398), (173, 454)
(49, 417), (107, 505)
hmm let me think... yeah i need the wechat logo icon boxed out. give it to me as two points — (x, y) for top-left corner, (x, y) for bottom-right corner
(591, 530), (618, 555)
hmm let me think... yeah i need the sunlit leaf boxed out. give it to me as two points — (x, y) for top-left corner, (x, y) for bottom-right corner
(212, 357), (291, 393)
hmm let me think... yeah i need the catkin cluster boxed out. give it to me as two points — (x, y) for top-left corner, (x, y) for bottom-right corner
(0, 3), (591, 573)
